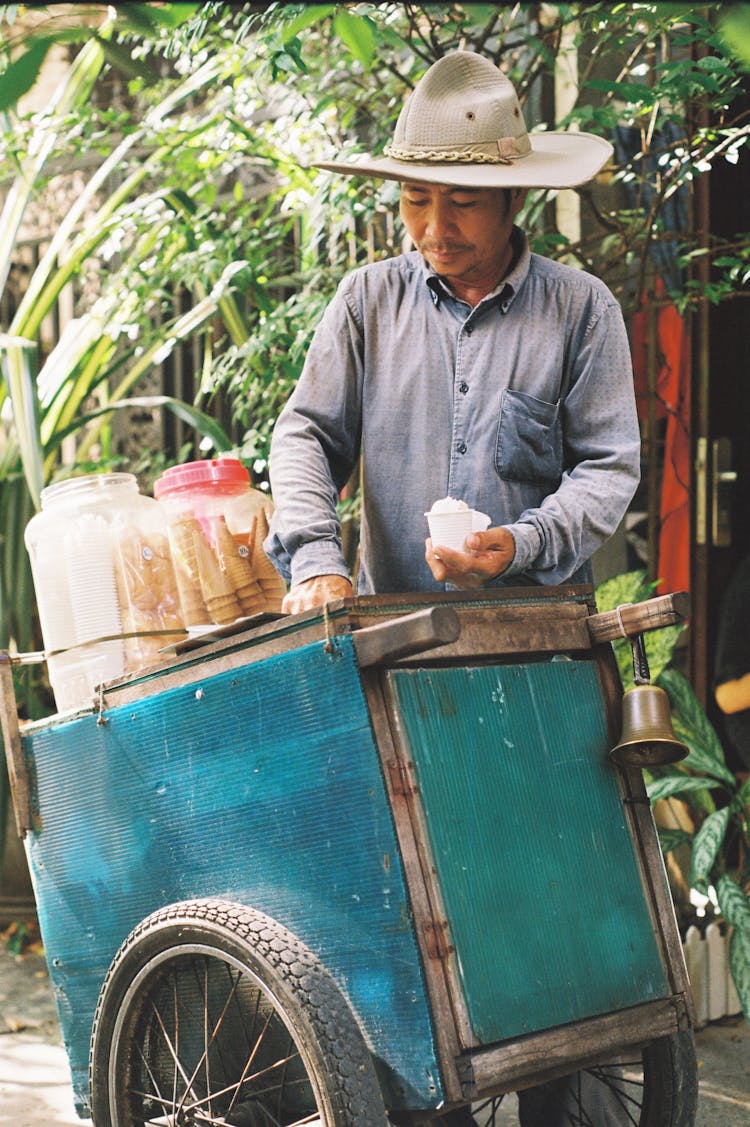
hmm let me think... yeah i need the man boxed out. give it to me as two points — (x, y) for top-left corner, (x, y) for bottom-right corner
(267, 53), (643, 1124)
(266, 51), (640, 615)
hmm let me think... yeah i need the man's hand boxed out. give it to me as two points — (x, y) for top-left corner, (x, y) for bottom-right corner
(425, 526), (515, 588)
(281, 574), (354, 615)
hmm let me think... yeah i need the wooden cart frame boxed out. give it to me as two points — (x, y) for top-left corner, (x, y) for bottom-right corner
(0, 584), (695, 1121)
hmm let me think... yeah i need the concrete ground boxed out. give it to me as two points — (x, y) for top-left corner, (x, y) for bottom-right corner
(1, 943), (749, 1126)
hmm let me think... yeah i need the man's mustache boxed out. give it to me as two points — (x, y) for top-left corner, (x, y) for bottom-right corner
(420, 242), (471, 253)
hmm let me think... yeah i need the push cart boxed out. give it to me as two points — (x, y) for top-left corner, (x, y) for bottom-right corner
(1, 585), (698, 1125)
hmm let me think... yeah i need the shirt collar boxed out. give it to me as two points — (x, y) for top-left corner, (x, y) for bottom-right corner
(423, 226), (530, 312)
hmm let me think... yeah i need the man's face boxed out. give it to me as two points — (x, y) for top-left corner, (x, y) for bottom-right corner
(399, 182), (526, 289)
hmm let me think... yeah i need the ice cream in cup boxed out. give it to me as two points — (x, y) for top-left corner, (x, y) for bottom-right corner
(426, 497), (491, 552)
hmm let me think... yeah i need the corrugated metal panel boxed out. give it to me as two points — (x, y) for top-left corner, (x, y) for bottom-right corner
(23, 635), (439, 1113)
(391, 659), (669, 1043)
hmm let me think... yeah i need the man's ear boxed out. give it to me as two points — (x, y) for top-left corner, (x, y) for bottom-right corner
(511, 187), (528, 215)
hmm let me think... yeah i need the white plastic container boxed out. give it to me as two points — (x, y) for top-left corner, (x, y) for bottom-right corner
(24, 472), (185, 713)
(153, 458), (286, 628)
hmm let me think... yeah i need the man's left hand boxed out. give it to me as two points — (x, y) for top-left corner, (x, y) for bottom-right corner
(425, 526), (515, 588)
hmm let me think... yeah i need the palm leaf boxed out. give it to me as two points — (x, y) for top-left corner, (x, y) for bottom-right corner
(0, 337), (43, 509)
(58, 396), (232, 455)
(0, 34), (107, 302)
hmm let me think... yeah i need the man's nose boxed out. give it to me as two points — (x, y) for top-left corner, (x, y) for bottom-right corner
(425, 200), (456, 238)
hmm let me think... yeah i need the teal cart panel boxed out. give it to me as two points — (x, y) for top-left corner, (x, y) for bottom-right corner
(23, 636), (439, 1114)
(391, 659), (670, 1043)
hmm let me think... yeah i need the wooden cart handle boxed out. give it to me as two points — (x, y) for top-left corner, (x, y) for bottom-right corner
(586, 591), (690, 645)
(352, 605), (461, 668)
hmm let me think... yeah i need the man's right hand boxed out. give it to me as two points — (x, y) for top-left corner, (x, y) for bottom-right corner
(281, 574), (354, 616)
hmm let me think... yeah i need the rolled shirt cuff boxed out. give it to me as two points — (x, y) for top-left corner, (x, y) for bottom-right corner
(288, 539), (351, 589)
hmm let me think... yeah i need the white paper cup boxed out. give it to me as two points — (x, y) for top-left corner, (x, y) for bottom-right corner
(426, 508), (490, 551)
(426, 510), (473, 551)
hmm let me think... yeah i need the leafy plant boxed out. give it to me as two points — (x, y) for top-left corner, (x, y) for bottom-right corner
(596, 570), (750, 1021)
(0, 7), (249, 659)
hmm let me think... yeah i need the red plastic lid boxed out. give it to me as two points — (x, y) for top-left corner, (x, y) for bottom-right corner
(153, 457), (250, 498)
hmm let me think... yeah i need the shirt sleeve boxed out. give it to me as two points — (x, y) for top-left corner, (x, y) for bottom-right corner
(501, 297), (641, 584)
(265, 280), (363, 587)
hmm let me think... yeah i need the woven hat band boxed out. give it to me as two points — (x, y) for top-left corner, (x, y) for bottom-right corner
(384, 134), (532, 166)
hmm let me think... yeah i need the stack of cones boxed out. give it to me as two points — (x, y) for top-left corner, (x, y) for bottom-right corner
(169, 517), (210, 626)
(248, 506), (286, 611)
(114, 527), (186, 667)
(211, 516), (266, 617)
(166, 505), (286, 627)
(192, 525), (243, 625)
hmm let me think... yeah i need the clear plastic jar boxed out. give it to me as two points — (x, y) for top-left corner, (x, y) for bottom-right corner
(153, 458), (286, 628)
(24, 473), (185, 713)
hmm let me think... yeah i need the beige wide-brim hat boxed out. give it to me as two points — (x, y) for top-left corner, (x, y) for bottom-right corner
(315, 51), (612, 189)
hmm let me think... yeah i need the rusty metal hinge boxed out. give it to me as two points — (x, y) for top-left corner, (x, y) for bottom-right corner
(424, 919), (454, 961)
(387, 758), (417, 797)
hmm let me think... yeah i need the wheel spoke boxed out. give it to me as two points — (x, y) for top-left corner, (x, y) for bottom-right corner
(553, 1064), (645, 1127)
(119, 956), (319, 1125)
(92, 902), (397, 1126)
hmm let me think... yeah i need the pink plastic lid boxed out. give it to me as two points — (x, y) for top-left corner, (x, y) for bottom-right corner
(153, 457), (250, 498)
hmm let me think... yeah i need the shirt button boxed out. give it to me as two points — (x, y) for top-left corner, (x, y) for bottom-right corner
(465, 325), (473, 335)
(459, 382), (469, 394)
(457, 442), (467, 455)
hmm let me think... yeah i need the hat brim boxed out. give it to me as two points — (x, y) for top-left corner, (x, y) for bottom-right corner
(313, 131), (612, 189)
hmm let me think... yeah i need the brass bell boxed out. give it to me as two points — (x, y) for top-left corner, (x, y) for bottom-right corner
(610, 683), (689, 767)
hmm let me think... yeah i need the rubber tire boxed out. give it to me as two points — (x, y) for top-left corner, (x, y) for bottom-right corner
(515, 1033), (698, 1127)
(411, 1031), (699, 1126)
(89, 898), (389, 1126)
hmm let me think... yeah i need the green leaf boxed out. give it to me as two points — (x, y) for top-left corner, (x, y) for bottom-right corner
(729, 927), (750, 1021)
(114, 2), (200, 33)
(0, 336), (43, 509)
(585, 77), (654, 103)
(333, 9), (375, 68)
(646, 774), (723, 803)
(280, 4), (335, 43)
(657, 667), (736, 785)
(720, 4), (750, 69)
(0, 37), (52, 112)
(0, 35), (106, 300)
(73, 396), (233, 453)
(717, 874), (750, 931)
(657, 827), (693, 853)
(689, 807), (731, 890)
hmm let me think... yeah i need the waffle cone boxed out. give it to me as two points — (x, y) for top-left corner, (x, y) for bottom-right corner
(169, 518), (209, 625)
(206, 594), (242, 624)
(250, 507), (280, 582)
(212, 516), (258, 590)
(194, 526), (232, 599)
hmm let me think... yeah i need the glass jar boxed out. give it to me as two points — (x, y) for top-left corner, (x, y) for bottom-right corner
(153, 458), (286, 628)
(24, 473), (185, 713)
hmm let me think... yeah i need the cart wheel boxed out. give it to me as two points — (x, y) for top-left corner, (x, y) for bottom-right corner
(89, 898), (389, 1127)
(416, 1032), (698, 1126)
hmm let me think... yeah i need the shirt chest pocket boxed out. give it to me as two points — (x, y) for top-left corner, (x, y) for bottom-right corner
(495, 389), (562, 485)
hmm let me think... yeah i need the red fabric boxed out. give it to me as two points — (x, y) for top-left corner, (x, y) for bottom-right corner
(631, 279), (691, 595)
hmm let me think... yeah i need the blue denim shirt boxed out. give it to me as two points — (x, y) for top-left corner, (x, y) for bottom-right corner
(266, 228), (640, 593)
